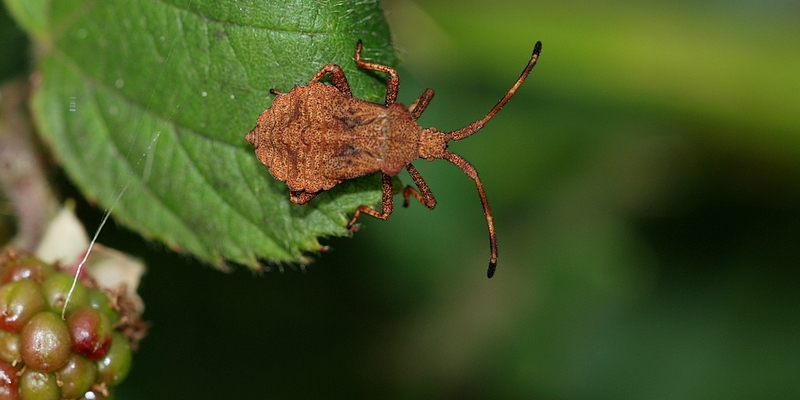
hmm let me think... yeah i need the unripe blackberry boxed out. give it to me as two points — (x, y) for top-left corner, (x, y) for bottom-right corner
(0, 248), (146, 399)
(0, 360), (20, 400)
(0, 257), (54, 285)
(86, 288), (120, 326)
(67, 306), (112, 360)
(56, 353), (97, 399)
(96, 332), (132, 387)
(19, 312), (71, 372)
(40, 273), (88, 315)
(0, 280), (46, 333)
(0, 330), (19, 364)
(19, 369), (59, 400)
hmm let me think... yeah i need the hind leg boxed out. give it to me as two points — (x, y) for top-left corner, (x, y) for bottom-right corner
(347, 173), (394, 231)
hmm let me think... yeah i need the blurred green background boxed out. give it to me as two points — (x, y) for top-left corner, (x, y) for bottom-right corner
(5, 0), (800, 398)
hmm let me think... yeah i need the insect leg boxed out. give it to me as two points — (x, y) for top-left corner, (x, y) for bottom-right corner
(408, 89), (435, 121)
(443, 153), (498, 278)
(402, 164), (436, 209)
(354, 40), (399, 106)
(309, 64), (353, 97)
(448, 41), (542, 141)
(290, 190), (320, 205)
(347, 173), (394, 231)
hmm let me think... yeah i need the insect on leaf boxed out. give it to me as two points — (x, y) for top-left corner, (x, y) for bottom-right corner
(6, 0), (397, 269)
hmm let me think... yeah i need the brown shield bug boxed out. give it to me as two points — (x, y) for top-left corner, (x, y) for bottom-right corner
(246, 40), (542, 278)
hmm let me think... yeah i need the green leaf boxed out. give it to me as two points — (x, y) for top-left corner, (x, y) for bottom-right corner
(7, 0), (397, 268)
(0, 3), (29, 82)
(1, 0), (47, 40)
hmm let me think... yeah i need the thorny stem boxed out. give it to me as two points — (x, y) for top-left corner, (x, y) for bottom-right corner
(0, 78), (59, 249)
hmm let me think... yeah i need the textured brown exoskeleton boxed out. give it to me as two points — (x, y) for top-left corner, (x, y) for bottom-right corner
(246, 40), (543, 278)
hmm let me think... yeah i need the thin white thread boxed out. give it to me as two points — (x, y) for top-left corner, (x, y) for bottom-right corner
(143, 127), (163, 184)
(61, 184), (128, 319)
(60, 1), (194, 317)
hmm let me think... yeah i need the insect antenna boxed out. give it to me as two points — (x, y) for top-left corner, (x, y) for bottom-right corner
(447, 41), (542, 142)
(440, 42), (542, 278)
(441, 153), (498, 278)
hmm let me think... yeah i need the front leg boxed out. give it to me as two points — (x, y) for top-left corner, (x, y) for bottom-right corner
(402, 164), (436, 209)
(408, 89), (435, 121)
(347, 173), (394, 231)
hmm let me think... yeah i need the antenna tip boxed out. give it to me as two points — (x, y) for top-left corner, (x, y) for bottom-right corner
(533, 41), (542, 56)
(487, 261), (497, 278)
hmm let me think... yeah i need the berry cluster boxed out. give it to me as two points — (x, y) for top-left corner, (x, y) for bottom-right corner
(0, 250), (145, 399)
